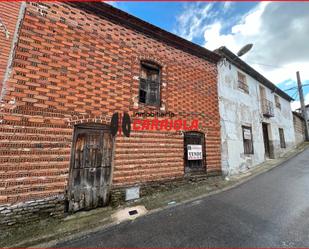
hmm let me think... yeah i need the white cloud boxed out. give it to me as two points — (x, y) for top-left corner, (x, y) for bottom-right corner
(223, 2), (233, 13)
(175, 3), (216, 41)
(231, 2), (268, 36)
(291, 101), (300, 111)
(282, 79), (295, 87)
(291, 93), (309, 111)
(203, 22), (239, 52)
(176, 2), (309, 94)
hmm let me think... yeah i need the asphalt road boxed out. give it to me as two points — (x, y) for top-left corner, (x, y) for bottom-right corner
(57, 148), (309, 248)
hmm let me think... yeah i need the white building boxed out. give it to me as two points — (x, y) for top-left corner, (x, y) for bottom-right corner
(216, 47), (295, 176)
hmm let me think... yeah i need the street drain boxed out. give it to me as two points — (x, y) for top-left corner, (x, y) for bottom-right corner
(129, 210), (138, 216)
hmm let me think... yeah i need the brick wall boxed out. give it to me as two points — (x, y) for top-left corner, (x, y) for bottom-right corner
(0, 2), (221, 208)
(0, 2), (21, 97)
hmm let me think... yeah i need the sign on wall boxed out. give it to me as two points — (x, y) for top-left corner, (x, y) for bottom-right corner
(243, 128), (252, 140)
(187, 144), (203, 160)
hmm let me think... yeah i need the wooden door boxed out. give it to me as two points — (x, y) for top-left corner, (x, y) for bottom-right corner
(68, 124), (113, 213)
(184, 132), (206, 173)
(262, 123), (270, 158)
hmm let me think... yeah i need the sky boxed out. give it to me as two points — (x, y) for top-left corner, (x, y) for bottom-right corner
(109, 1), (309, 110)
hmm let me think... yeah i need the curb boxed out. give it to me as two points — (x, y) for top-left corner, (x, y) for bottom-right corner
(9, 144), (309, 248)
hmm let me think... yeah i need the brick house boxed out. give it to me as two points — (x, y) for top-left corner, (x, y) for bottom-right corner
(0, 2), (221, 227)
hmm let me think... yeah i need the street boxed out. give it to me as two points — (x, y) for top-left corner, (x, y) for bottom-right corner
(57, 148), (309, 248)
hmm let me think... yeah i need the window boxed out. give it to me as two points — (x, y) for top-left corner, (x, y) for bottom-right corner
(279, 128), (286, 148)
(260, 86), (274, 117)
(275, 95), (281, 109)
(184, 132), (205, 173)
(238, 71), (249, 93)
(242, 126), (254, 154)
(139, 62), (161, 106)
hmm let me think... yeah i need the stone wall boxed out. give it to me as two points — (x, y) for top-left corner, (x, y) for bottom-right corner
(110, 172), (221, 206)
(0, 195), (64, 237)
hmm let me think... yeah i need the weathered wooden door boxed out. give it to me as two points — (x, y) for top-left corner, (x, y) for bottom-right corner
(68, 124), (113, 212)
(262, 123), (270, 158)
(184, 132), (206, 173)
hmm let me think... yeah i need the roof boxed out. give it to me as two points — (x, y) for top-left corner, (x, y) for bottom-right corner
(66, 2), (221, 64)
(292, 111), (305, 120)
(214, 46), (294, 102)
(296, 104), (309, 111)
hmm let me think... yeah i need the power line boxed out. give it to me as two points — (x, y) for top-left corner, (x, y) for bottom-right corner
(245, 61), (309, 94)
(291, 90), (298, 100)
(283, 83), (309, 92)
(246, 61), (288, 69)
(284, 86), (298, 91)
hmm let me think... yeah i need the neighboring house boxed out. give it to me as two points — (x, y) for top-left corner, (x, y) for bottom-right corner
(305, 104), (309, 120)
(292, 111), (306, 145)
(0, 2), (221, 228)
(215, 47), (295, 176)
(295, 104), (309, 123)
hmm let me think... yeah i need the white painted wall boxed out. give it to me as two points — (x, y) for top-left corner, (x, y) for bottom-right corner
(217, 59), (295, 176)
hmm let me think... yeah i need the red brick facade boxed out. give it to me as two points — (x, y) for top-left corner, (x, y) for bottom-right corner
(0, 2), (22, 96)
(0, 2), (221, 206)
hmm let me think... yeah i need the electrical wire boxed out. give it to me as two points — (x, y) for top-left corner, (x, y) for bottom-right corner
(283, 83), (309, 92)
(291, 90), (299, 100)
(245, 61), (289, 69)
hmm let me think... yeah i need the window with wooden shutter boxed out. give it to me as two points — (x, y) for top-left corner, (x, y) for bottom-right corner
(279, 128), (286, 148)
(238, 71), (249, 93)
(139, 62), (161, 106)
(242, 126), (254, 154)
(275, 95), (281, 109)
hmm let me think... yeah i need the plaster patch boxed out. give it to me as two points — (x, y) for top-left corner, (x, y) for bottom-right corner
(111, 205), (148, 223)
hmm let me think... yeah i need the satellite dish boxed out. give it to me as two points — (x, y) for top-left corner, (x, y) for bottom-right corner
(237, 44), (253, 57)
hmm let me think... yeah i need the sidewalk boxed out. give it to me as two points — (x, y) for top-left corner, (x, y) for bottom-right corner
(3, 142), (309, 248)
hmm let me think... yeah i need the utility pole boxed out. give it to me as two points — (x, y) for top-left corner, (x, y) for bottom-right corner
(296, 71), (309, 141)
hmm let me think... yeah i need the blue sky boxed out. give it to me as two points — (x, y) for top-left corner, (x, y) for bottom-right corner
(114, 2), (257, 44)
(111, 2), (309, 109)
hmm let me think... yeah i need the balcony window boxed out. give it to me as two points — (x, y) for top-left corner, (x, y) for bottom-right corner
(275, 95), (281, 109)
(261, 98), (275, 117)
(237, 71), (249, 93)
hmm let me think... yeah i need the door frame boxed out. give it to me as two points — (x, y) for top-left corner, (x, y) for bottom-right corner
(66, 123), (114, 213)
(183, 131), (206, 173)
(262, 122), (270, 158)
